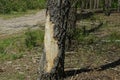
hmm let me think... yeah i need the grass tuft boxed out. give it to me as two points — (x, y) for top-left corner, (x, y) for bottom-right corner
(0, 29), (44, 61)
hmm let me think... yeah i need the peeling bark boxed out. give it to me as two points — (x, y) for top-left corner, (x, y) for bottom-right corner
(38, 0), (70, 80)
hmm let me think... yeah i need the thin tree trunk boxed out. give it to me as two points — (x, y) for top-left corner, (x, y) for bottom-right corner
(85, 0), (89, 9)
(94, 0), (97, 9)
(96, 0), (100, 9)
(81, 0), (85, 9)
(118, 0), (120, 12)
(90, 0), (93, 9)
(103, 0), (111, 16)
(38, 0), (70, 80)
(109, 0), (112, 8)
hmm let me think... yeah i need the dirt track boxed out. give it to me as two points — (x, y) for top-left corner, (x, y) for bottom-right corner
(0, 9), (45, 37)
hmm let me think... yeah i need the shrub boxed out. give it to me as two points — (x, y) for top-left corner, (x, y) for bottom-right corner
(0, 0), (46, 14)
(24, 28), (44, 48)
(25, 29), (37, 48)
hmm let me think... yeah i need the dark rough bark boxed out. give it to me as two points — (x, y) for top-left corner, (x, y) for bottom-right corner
(38, 0), (70, 80)
(66, 0), (77, 51)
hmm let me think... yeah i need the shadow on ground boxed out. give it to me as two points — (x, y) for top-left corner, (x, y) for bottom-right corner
(64, 59), (120, 78)
(77, 12), (93, 20)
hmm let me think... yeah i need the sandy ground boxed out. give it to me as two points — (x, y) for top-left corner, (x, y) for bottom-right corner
(0, 10), (45, 37)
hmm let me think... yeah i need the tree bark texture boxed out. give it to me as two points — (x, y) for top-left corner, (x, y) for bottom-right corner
(38, 0), (70, 80)
(66, 0), (77, 51)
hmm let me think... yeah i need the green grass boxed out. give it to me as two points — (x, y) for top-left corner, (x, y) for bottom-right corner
(108, 32), (120, 41)
(0, 36), (24, 61)
(0, 9), (39, 19)
(0, 37), (16, 53)
(73, 28), (98, 45)
(25, 28), (44, 48)
(0, 72), (25, 80)
(0, 0), (46, 14)
(0, 29), (44, 61)
(0, 53), (24, 61)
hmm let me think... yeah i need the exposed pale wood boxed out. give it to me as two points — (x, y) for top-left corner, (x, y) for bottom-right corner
(44, 13), (59, 72)
(38, 0), (70, 80)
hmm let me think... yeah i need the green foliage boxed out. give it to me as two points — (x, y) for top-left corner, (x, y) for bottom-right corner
(77, 0), (119, 9)
(15, 73), (25, 80)
(0, 10), (39, 19)
(0, 72), (26, 80)
(0, 0), (46, 14)
(73, 28), (97, 45)
(105, 32), (120, 45)
(25, 29), (44, 48)
(0, 29), (44, 61)
(0, 53), (23, 61)
(0, 37), (23, 61)
(25, 29), (37, 48)
(0, 37), (15, 54)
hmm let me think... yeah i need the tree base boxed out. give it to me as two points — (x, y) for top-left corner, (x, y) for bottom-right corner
(38, 73), (64, 80)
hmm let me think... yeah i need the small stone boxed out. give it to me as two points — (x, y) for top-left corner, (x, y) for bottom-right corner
(15, 67), (21, 70)
(6, 61), (12, 64)
(32, 58), (37, 63)
(19, 72), (24, 74)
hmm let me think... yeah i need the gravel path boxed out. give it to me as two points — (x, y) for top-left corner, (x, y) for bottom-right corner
(0, 9), (45, 37)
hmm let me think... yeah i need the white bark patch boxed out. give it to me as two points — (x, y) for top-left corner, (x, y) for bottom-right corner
(44, 14), (59, 72)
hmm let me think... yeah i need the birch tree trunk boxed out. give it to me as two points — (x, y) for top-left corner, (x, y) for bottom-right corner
(38, 0), (70, 80)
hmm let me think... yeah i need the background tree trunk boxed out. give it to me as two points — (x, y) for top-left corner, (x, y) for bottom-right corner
(81, 0), (85, 9)
(85, 0), (89, 9)
(109, 0), (112, 8)
(96, 0), (100, 8)
(94, 0), (97, 9)
(66, 0), (77, 51)
(38, 0), (70, 80)
(103, 0), (111, 16)
(118, 0), (120, 12)
(90, 0), (93, 9)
